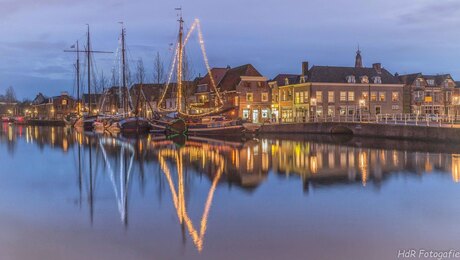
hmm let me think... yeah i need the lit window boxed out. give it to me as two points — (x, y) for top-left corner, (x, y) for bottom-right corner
(371, 92), (377, 101)
(304, 91), (309, 102)
(295, 92), (300, 104)
(340, 91), (347, 101)
(392, 92), (399, 102)
(262, 109), (269, 118)
(62, 99), (68, 106)
(261, 92), (269, 102)
(361, 76), (369, 84)
(327, 105), (335, 116)
(234, 96), (239, 106)
(348, 91), (355, 101)
(242, 109), (250, 119)
(246, 93), (253, 102)
(362, 92), (369, 100)
(328, 91), (335, 103)
(379, 92), (386, 101)
(339, 106), (347, 115)
(316, 91), (322, 103)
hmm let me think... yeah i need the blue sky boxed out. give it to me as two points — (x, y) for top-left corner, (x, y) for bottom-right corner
(1, 0), (460, 99)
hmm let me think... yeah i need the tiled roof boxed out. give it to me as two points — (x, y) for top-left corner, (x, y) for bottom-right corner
(308, 65), (400, 84)
(218, 64), (263, 91)
(271, 74), (301, 87)
(398, 73), (422, 85)
(198, 68), (228, 89)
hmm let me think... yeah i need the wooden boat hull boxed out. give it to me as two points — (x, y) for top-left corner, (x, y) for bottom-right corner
(119, 117), (152, 134)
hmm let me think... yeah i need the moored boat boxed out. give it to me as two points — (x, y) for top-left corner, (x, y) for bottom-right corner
(119, 117), (152, 135)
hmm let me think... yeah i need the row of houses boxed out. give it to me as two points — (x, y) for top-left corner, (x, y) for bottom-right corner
(29, 49), (460, 122)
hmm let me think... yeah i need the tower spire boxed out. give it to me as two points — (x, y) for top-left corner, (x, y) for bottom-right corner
(355, 45), (363, 68)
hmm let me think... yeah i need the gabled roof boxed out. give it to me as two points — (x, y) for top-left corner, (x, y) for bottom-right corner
(218, 64), (263, 91)
(271, 74), (301, 87)
(198, 68), (228, 88)
(308, 66), (400, 84)
(398, 73), (422, 85)
(423, 74), (454, 86)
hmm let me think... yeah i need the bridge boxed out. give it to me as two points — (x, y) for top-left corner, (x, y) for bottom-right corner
(260, 114), (460, 142)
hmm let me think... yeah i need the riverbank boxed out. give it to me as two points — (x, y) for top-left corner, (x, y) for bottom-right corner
(259, 122), (460, 142)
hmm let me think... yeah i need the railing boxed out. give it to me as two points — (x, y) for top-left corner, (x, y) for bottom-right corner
(271, 114), (460, 127)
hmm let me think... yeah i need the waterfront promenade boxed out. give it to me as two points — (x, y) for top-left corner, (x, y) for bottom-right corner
(260, 114), (460, 142)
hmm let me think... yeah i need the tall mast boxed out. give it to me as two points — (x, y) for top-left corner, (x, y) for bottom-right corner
(87, 25), (92, 115)
(121, 24), (127, 115)
(76, 41), (81, 114)
(177, 11), (184, 114)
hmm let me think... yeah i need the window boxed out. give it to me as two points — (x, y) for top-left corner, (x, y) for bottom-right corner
(327, 106), (335, 116)
(373, 76), (382, 84)
(261, 92), (269, 102)
(348, 106), (355, 116)
(257, 82), (262, 87)
(362, 92), (369, 100)
(316, 91), (322, 103)
(285, 78), (289, 85)
(375, 106), (381, 114)
(316, 106), (323, 116)
(347, 75), (356, 83)
(272, 94), (278, 102)
(328, 91), (335, 103)
(340, 91), (347, 101)
(246, 93), (253, 102)
(371, 91), (377, 101)
(392, 105), (399, 110)
(379, 92), (386, 102)
(339, 106), (347, 115)
(348, 91), (355, 102)
(295, 92), (300, 104)
(262, 109), (269, 118)
(392, 92), (399, 102)
(360, 76), (369, 84)
(234, 96), (239, 106)
(300, 76), (306, 83)
(427, 79), (435, 86)
(304, 91), (309, 102)
(62, 99), (68, 106)
(242, 109), (250, 119)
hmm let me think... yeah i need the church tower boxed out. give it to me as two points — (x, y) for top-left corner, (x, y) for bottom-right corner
(355, 46), (363, 68)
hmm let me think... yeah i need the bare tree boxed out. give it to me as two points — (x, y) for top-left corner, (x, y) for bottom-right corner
(5, 86), (17, 103)
(136, 58), (146, 84)
(153, 51), (164, 85)
(181, 51), (195, 111)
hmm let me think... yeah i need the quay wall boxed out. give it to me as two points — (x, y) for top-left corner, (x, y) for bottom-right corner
(27, 119), (65, 127)
(259, 122), (460, 142)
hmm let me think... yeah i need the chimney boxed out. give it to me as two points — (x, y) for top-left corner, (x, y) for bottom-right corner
(373, 63), (382, 74)
(301, 61), (309, 76)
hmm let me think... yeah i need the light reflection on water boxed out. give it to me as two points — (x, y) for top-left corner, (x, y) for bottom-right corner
(0, 123), (459, 260)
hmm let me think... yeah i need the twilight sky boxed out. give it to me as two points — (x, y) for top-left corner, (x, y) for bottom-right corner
(1, 0), (460, 99)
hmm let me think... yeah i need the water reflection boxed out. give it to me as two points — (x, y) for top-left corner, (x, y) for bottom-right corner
(1, 125), (459, 254)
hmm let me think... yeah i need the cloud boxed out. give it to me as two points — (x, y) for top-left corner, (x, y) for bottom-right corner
(398, 0), (460, 25)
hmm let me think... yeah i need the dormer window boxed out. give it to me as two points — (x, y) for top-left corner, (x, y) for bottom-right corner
(300, 76), (306, 83)
(360, 76), (369, 84)
(373, 76), (382, 84)
(427, 79), (435, 86)
(346, 75), (356, 83)
(285, 78), (289, 85)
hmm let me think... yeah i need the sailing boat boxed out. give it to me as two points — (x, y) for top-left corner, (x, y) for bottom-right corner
(156, 13), (245, 136)
(115, 24), (153, 135)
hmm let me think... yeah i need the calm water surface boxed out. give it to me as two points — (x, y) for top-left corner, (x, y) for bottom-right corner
(0, 123), (459, 260)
